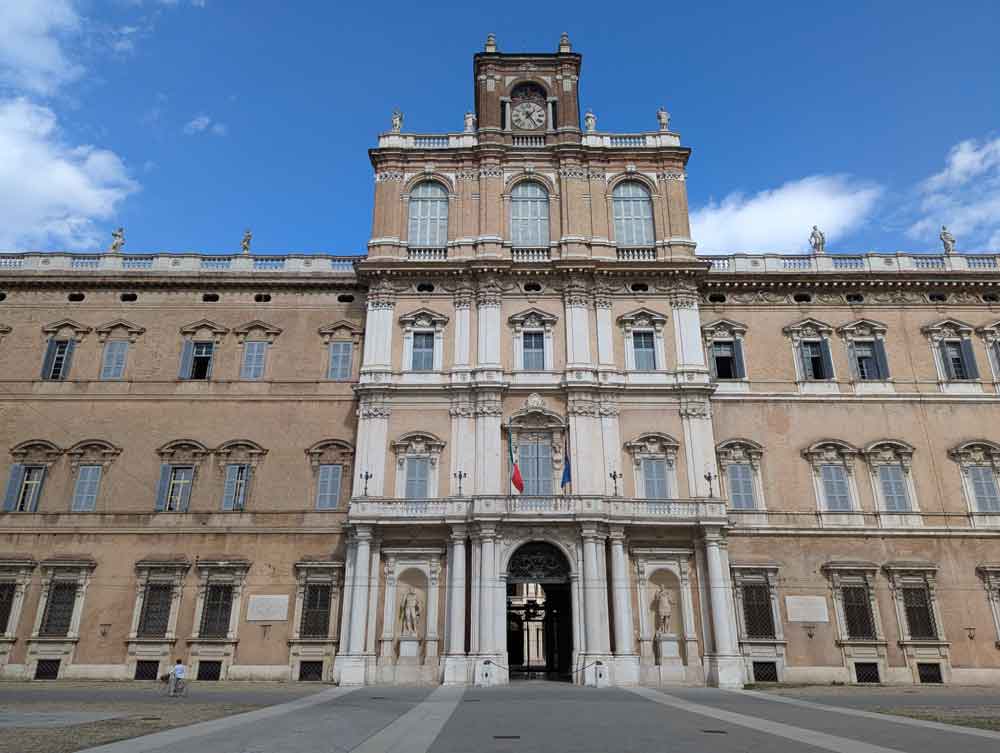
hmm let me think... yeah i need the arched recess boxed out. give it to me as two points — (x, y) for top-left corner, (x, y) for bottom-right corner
(65, 439), (122, 471)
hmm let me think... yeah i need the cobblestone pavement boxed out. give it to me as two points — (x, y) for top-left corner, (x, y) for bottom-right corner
(0, 681), (322, 753)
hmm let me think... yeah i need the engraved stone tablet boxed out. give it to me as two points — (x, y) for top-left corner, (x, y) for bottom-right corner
(246, 595), (289, 621)
(785, 595), (829, 623)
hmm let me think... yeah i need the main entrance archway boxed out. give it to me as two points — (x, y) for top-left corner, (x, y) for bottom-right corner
(505, 541), (573, 681)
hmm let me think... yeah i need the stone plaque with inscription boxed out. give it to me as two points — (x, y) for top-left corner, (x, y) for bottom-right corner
(785, 595), (829, 623)
(246, 595), (289, 622)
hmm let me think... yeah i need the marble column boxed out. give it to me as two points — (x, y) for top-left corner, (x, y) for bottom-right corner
(703, 530), (744, 688)
(608, 529), (634, 656)
(379, 557), (397, 658)
(479, 524), (497, 655)
(348, 530), (372, 655)
(443, 526), (469, 684)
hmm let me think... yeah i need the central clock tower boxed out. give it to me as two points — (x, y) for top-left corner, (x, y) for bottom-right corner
(473, 32), (582, 142)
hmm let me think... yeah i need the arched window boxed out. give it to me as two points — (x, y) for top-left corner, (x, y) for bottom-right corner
(612, 181), (654, 246)
(408, 181), (448, 248)
(510, 182), (549, 247)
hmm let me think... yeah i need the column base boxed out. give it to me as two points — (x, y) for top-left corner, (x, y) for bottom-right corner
(579, 654), (612, 687)
(441, 655), (472, 685)
(704, 654), (745, 689)
(612, 654), (640, 686)
(333, 654), (368, 686)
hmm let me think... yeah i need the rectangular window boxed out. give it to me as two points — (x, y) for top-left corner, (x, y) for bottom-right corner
(240, 341), (267, 380)
(853, 342), (879, 380)
(944, 342), (967, 380)
(800, 340), (830, 380)
(100, 340), (129, 380)
(42, 339), (74, 381)
(642, 458), (669, 498)
(40, 581), (77, 637)
(315, 464), (342, 509)
(0, 582), (15, 634)
(405, 457), (429, 499)
(137, 583), (173, 638)
(877, 465), (910, 512)
(199, 584), (234, 639)
(8, 466), (46, 513)
(327, 341), (352, 380)
(221, 464), (250, 511)
(820, 464), (851, 511)
(300, 583), (332, 638)
(727, 463), (756, 509)
(70, 465), (102, 512)
(180, 341), (215, 380)
(522, 331), (545, 370)
(712, 342), (736, 379)
(411, 332), (435, 371)
(902, 586), (937, 639)
(165, 466), (194, 512)
(841, 585), (877, 640)
(968, 466), (1000, 512)
(519, 440), (553, 496)
(633, 331), (656, 370)
(741, 584), (776, 639)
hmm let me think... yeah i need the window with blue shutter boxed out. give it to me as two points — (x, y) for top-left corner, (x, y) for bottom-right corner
(315, 464), (342, 509)
(328, 341), (352, 380)
(877, 465), (910, 512)
(969, 466), (1000, 512)
(405, 458), (429, 499)
(519, 440), (553, 495)
(942, 340), (977, 380)
(221, 463), (250, 511)
(633, 331), (656, 370)
(157, 465), (194, 512)
(800, 340), (831, 380)
(240, 341), (267, 380)
(727, 463), (756, 509)
(42, 339), (74, 380)
(100, 340), (129, 380)
(4, 465), (45, 512)
(522, 332), (545, 370)
(411, 333), (435, 371)
(642, 458), (669, 499)
(820, 464), (851, 511)
(71, 465), (103, 512)
(179, 341), (213, 380)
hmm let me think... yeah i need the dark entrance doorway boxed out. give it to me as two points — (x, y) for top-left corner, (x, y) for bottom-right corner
(506, 541), (572, 681)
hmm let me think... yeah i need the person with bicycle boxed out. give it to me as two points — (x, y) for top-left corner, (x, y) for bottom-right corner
(168, 659), (187, 697)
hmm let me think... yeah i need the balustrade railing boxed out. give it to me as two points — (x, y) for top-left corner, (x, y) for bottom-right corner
(512, 135), (545, 148)
(407, 247), (448, 261)
(616, 247), (656, 261)
(0, 252), (358, 275)
(201, 257), (232, 270)
(707, 252), (1000, 274)
(253, 257), (286, 271)
(122, 256), (154, 270)
(512, 247), (550, 263)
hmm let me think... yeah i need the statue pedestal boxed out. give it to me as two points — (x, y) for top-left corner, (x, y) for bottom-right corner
(398, 636), (421, 666)
(655, 634), (685, 683)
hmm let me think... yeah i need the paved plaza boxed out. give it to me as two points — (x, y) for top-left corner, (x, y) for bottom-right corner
(2, 681), (998, 753)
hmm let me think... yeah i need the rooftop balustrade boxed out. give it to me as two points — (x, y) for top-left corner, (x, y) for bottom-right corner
(0, 252), (358, 275)
(706, 252), (1000, 274)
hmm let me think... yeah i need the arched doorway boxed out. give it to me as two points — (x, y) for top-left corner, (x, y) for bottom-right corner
(506, 542), (573, 681)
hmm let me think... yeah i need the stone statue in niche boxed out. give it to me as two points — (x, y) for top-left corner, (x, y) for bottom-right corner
(655, 585), (674, 634)
(400, 589), (421, 636)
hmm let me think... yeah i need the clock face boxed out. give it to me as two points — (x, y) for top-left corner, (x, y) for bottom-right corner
(512, 101), (546, 130)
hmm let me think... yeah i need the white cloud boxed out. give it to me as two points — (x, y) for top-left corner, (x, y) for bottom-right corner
(690, 175), (883, 254)
(183, 113), (227, 136)
(908, 136), (1000, 251)
(0, 1), (83, 96)
(0, 98), (139, 250)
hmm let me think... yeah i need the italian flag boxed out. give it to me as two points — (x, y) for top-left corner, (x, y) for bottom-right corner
(508, 422), (524, 493)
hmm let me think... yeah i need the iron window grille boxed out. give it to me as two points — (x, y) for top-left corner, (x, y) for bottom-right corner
(842, 585), (877, 640)
(854, 662), (880, 683)
(299, 583), (332, 638)
(741, 584), (776, 639)
(902, 586), (938, 639)
(39, 582), (77, 637)
(137, 584), (173, 638)
(199, 584), (234, 639)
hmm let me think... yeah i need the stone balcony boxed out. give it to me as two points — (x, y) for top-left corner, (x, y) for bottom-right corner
(347, 495), (728, 526)
(706, 252), (1000, 274)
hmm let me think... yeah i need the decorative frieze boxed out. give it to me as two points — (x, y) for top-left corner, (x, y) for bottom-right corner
(375, 171), (404, 183)
(657, 171), (686, 182)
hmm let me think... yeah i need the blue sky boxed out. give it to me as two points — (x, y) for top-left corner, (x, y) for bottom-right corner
(1, 1), (998, 255)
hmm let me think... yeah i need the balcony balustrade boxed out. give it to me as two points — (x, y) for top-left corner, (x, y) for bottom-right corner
(407, 247), (448, 261)
(706, 252), (1000, 275)
(616, 247), (656, 262)
(511, 247), (550, 263)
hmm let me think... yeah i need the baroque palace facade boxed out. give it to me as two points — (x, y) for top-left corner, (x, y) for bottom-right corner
(2, 35), (1000, 689)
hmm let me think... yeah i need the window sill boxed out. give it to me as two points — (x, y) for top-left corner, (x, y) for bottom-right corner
(853, 381), (895, 395)
(714, 380), (750, 394)
(739, 638), (787, 646)
(129, 636), (177, 644)
(836, 638), (886, 648)
(939, 381), (983, 395)
(288, 637), (337, 644)
(798, 381), (840, 394)
(30, 635), (79, 643)
(897, 638), (949, 647)
(877, 512), (924, 528)
(969, 513), (1000, 528)
(187, 637), (238, 644)
(819, 511), (865, 527)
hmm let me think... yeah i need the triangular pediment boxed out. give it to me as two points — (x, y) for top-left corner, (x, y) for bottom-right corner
(233, 319), (282, 336)
(42, 318), (92, 336)
(95, 318), (146, 341)
(398, 307), (449, 328)
(782, 317), (832, 336)
(318, 320), (363, 337)
(616, 307), (668, 327)
(508, 307), (559, 328)
(920, 318), (974, 336)
(701, 318), (747, 336)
